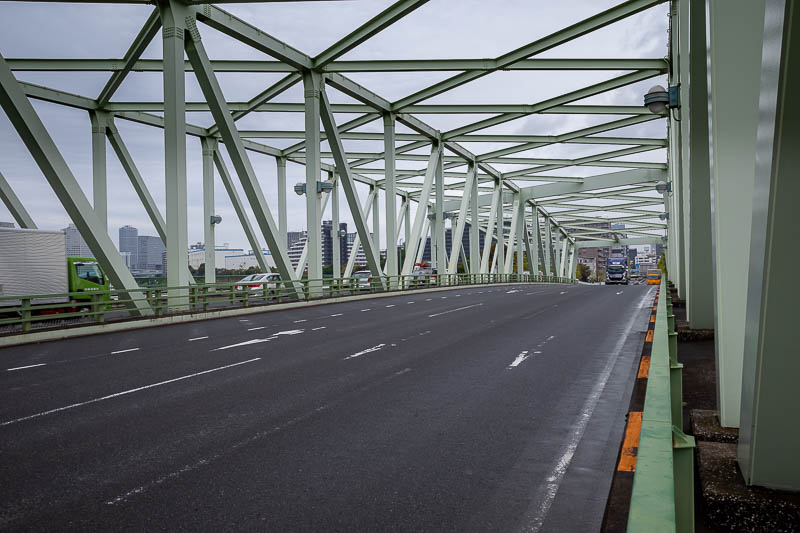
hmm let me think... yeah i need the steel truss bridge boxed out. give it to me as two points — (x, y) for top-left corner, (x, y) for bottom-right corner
(0, 0), (797, 531)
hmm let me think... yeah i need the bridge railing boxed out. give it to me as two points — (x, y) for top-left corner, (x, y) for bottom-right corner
(0, 273), (575, 336)
(627, 274), (695, 533)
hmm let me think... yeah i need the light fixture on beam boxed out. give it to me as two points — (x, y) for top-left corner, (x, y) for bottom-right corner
(209, 215), (222, 225)
(658, 212), (670, 220)
(655, 181), (672, 194)
(644, 85), (680, 115)
(294, 182), (334, 195)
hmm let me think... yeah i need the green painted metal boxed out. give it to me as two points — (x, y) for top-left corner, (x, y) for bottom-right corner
(628, 275), (695, 533)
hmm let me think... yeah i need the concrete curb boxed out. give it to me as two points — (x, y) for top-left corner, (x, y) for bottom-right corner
(0, 282), (560, 348)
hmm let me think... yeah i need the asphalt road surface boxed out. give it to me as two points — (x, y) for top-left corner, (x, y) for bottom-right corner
(0, 283), (655, 532)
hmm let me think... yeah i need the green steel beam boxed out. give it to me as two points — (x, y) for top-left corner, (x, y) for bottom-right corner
(392, 0), (666, 109)
(97, 8), (160, 107)
(0, 170), (36, 228)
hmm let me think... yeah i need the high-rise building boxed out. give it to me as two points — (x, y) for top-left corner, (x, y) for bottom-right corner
(137, 235), (166, 273)
(287, 231), (305, 250)
(61, 223), (92, 257)
(119, 225), (138, 269)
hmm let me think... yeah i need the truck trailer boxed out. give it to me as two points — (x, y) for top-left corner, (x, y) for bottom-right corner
(0, 227), (110, 308)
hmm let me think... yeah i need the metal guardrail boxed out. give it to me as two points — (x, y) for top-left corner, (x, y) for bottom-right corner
(0, 273), (575, 336)
(627, 275), (695, 533)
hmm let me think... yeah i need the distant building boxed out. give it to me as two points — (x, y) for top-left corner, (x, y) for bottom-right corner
(287, 231), (305, 250)
(120, 251), (133, 269)
(61, 223), (92, 257)
(137, 235), (165, 273)
(224, 249), (276, 271)
(0, 221), (14, 228)
(119, 225), (138, 269)
(420, 223), (486, 267)
(187, 245), (244, 270)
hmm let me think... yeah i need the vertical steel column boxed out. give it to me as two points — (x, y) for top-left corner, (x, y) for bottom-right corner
(383, 112), (397, 283)
(0, 170), (36, 228)
(679, 0), (691, 301)
(371, 184), (380, 266)
(516, 200), (525, 275)
(433, 142), (445, 274)
(667, 0), (686, 297)
(201, 137), (217, 284)
(303, 71), (322, 293)
(544, 216), (555, 275)
(89, 110), (108, 231)
(447, 164), (475, 275)
(496, 183), (505, 276)
(533, 207), (545, 275)
(738, 0), (800, 490)
(503, 193), (519, 274)
(682, 0), (715, 328)
(558, 234), (568, 277)
(480, 180), (500, 273)
(404, 192), (411, 258)
(159, 1), (190, 305)
(331, 172), (340, 280)
(276, 156), (287, 248)
(469, 163), (479, 273)
(567, 242), (576, 280)
(707, 0), (765, 428)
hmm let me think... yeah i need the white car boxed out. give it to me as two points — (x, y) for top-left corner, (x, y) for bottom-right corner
(351, 270), (373, 290)
(234, 273), (282, 294)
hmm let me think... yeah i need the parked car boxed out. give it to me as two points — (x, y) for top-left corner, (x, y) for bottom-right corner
(410, 263), (437, 287)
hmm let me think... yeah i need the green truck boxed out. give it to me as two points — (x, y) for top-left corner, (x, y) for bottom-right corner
(0, 227), (110, 309)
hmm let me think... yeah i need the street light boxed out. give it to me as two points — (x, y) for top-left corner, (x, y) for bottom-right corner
(644, 84), (680, 114)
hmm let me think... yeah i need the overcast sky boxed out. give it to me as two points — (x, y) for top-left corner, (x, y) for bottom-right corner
(0, 0), (668, 250)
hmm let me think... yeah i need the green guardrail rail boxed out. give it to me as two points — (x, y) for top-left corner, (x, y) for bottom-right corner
(0, 272), (575, 336)
(627, 274), (696, 532)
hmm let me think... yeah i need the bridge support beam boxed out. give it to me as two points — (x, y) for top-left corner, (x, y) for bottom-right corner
(433, 142), (446, 275)
(331, 172), (340, 279)
(89, 110), (109, 231)
(159, 1), (190, 307)
(706, 0), (765, 428)
(383, 113), (397, 284)
(469, 162), (479, 274)
(0, 170), (36, 228)
(738, 0), (800, 491)
(201, 137), (217, 284)
(479, 179), (499, 274)
(680, 0), (714, 329)
(496, 181), (505, 276)
(303, 71), (323, 294)
(276, 156), (287, 249)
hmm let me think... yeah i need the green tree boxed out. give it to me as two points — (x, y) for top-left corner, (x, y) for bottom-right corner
(576, 263), (591, 282)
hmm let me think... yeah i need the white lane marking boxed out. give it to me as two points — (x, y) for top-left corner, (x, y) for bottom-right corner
(311, 326), (326, 331)
(523, 287), (653, 532)
(385, 304), (395, 308)
(188, 336), (208, 342)
(508, 351), (529, 368)
(293, 319), (307, 323)
(329, 313), (343, 317)
(247, 326), (265, 331)
(559, 291), (567, 294)
(106, 366), (412, 505)
(238, 319), (249, 322)
(361, 309), (371, 312)
(455, 294), (462, 297)
(506, 289), (519, 294)
(616, 291), (624, 295)
(425, 298), (432, 301)
(441, 296), (448, 299)
(344, 344), (386, 360)
(407, 301), (415, 304)
(213, 329), (304, 351)
(428, 302), (483, 318)
(111, 348), (140, 355)
(0, 358), (261, 427)
(7, 363), (46, 372)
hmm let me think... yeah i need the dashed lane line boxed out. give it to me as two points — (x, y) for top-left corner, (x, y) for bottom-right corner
(7, 363), (46, 372)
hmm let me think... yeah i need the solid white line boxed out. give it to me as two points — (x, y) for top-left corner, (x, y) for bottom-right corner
(111, 348), (139, 355)
(0, 358), (261, 427)
(344, 344), (385, 360)
(522, 288), (653, 532)
(247, 326), (265, 331)
(7, 363), (46, 371)
(428, 302), (483, 318)
(188, 336), (208, 341)
(508, 351), (529, 369)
